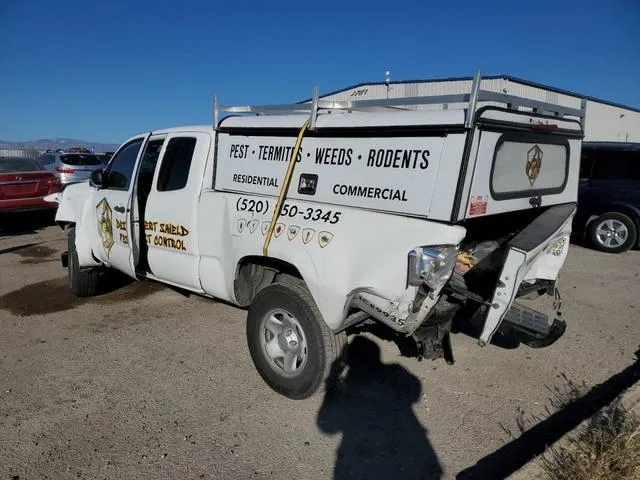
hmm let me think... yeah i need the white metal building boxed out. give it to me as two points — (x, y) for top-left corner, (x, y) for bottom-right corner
(308, 75), (640, 142)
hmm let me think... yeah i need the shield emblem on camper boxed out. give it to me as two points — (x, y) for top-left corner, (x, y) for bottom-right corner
(526, 145), (543, 186)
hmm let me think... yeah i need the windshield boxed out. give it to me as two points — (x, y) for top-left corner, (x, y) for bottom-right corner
(0, 157), (45, 173)
(60, 154), (103, 166)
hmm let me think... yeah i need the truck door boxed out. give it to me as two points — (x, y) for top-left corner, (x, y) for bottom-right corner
(93, 135), (149, 279)
(143, 132), (210, 291)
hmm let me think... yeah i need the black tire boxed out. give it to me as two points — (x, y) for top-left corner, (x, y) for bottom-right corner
(588, 212), (637, 254)
(246, 280), (347, 400)
(68, 227), (100, 297)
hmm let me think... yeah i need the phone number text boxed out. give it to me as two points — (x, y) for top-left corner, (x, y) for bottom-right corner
(235, 197), (342, 224)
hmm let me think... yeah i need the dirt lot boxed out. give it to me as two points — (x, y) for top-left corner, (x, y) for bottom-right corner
(1, 220), (639, 479)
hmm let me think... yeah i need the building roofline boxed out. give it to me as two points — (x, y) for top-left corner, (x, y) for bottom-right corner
(299, 74), (640, 113)
(582, 141), (640, 149)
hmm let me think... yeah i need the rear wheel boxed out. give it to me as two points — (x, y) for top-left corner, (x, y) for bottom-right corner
(588, 212), (637, 254)
(246, 279), (347, 399)
(68, 227), (100, 297)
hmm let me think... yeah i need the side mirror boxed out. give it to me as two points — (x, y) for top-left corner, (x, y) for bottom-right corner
(90, 169), (105, 188)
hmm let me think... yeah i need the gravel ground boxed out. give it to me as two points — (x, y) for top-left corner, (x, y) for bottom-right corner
(1, 219), (639, 479)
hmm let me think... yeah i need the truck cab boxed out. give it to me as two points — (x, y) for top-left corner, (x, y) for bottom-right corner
(49, 72), (585, 399)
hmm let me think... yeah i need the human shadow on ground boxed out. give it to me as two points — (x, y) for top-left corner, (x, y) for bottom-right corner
(457, 347), (640, 479)
(317, 336), (444, 480)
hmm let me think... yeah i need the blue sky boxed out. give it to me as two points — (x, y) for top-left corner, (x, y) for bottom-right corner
(1, 0), (638, 144)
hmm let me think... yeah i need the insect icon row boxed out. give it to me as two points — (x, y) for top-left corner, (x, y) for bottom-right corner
(236, 219), (334, 248)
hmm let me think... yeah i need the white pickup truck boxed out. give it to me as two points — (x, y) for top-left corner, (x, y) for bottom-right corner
(49, 73), (585, 399)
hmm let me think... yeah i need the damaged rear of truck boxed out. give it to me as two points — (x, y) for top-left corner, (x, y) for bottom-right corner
(213, 71), (584, 397)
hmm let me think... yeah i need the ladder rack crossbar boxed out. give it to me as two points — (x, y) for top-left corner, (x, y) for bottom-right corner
(213, 71), (587, 129)
(478, 91), (585, 119)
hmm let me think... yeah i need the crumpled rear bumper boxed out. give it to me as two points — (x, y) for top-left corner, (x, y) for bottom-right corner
(478, 203), (576, 347)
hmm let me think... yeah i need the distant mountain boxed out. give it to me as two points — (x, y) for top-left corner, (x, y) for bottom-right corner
(0, 138), (120, 153)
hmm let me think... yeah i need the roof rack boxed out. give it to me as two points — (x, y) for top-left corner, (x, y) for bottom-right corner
(213, 71), (587, 131)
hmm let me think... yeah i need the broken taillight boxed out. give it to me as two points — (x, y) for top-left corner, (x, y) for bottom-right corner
(55, 166), (75, 174)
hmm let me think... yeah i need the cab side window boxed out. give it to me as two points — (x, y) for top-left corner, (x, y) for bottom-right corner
(137, 139), (165, 198)
(106, 139), (144, 190)
(156, 137), (196, 192)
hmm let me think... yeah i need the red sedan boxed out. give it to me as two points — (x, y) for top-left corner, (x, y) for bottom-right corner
(0, 156), (61, 214)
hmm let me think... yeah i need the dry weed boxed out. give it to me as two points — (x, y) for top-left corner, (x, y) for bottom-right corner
(540, 400), (640, 480)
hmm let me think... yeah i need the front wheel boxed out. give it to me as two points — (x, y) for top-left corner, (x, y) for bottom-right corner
(588, 212), (637, 254)
(246, 280), (347, 399)
(68, 226), (100, 297)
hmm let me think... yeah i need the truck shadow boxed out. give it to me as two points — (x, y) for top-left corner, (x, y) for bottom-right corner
(451, 315), (521, 350)
(0, 211), (56, 238)
(0, 274), (163, 316)
(456, 347), (640, 479)
(316, 336), (444, 479)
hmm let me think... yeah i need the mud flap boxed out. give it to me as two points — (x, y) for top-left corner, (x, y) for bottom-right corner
(478, 203), (576, 347)
(61, 251), (69, 268)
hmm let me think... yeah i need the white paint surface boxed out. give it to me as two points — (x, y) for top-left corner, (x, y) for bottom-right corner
(53, 105), (580, 335)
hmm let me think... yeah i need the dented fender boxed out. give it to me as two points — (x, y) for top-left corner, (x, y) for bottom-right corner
(54, 183), (100, 268)
(221, 195), (466, 332)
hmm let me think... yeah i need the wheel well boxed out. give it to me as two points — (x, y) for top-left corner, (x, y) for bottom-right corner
(234, 256), (303, 307)
(57, 220), (73, 231)
(62, 222), (103, 264)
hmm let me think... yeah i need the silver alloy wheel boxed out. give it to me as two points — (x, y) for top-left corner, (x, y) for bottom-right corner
(595, 219), (629, 248)
(259, 308), (308, 377)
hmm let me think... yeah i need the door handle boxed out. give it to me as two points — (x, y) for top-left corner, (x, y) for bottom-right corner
(114, 205), (126, 213)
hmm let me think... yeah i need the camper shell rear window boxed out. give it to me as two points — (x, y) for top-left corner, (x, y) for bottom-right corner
(490, 131), (569, 200)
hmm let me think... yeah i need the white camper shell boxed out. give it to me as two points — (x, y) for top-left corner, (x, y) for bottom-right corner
(49, 72), (585, 399)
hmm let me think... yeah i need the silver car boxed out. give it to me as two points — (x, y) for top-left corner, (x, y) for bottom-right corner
(38, 152), (105, 189)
